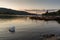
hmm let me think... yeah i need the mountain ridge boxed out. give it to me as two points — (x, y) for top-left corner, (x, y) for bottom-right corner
(0, 8), (36, 15)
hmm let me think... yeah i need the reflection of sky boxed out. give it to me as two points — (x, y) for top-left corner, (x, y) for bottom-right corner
(0, 0), (60, 10)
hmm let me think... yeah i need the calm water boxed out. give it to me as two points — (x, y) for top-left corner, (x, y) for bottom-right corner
(0, 17), (60, 40)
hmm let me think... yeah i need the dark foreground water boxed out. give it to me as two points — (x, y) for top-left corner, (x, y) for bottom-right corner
(0, 17), (60, 40)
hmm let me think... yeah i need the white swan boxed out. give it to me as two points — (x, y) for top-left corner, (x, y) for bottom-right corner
(9, 26), (15, 32)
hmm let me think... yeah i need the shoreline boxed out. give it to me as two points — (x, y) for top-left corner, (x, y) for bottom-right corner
(30, 16), (60, 20)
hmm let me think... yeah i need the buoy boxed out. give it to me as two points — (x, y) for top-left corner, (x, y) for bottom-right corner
(9, 26), (15, 33)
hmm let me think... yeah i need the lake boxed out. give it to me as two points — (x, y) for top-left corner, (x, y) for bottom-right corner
(0, 17), (60, 40)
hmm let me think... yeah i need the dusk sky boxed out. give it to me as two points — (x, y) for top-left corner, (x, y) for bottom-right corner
(0, 0), (60, 10)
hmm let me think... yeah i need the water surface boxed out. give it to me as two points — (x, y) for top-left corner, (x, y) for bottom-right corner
(0, 17), (60, 40)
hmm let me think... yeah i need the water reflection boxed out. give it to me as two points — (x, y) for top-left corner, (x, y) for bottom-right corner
(0, 16), (60, 40)
(29, 17), (60, 24)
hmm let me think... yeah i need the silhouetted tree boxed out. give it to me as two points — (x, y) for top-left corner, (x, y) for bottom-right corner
(46, 10), (48, 14)
(42, 10), (60, 16)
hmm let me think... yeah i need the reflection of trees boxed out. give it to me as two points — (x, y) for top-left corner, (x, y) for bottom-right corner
(55, 20), (60, 24)
(0, 16), (16, 19)
(29, 17), (60, 24)
(44, 20), (60, 24)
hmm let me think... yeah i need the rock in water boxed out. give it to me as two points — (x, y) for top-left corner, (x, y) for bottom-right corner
(9, 26), (15, 33)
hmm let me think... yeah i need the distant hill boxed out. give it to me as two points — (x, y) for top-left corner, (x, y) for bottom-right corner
(0, 8), (36, 15)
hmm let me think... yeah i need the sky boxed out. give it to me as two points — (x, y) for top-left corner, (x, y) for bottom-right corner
(0, 0), (60, 10)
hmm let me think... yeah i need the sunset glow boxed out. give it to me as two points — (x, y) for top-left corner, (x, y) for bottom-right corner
(0, 0), (60, 10)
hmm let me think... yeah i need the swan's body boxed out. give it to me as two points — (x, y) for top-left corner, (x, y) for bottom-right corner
(9, 26), (15, 32)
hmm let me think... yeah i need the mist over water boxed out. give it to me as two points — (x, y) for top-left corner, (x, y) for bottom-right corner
(0, 17), (60, 40)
